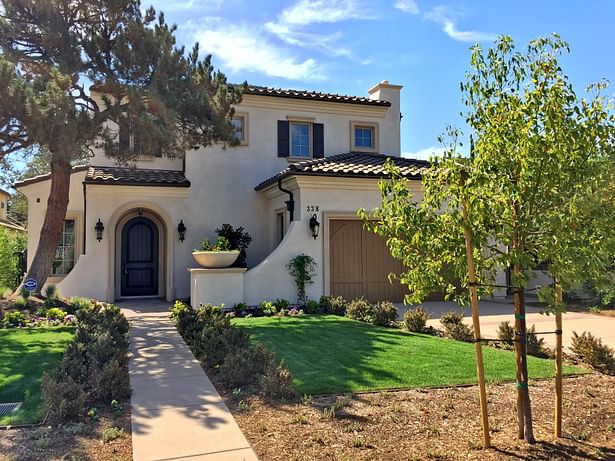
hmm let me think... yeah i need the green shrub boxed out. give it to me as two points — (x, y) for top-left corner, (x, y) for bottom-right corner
(273, 298), (290, 310)
(287, 254), (317, 304)
(217, 343), (275, 389)
(403, 306), (430, 333)
(44, 284), (58, 299)
(3, 310), (28, 326)
(0, 287), (11, 299)
(0, 228), (26, 290)
(570, 331), (615, 375)
(180, 303), (250, 368)
(322, 295), (347, 316)
(20, 287), (30, 299)
(100, 427), (124, 443)
(12, 296), (28, 310)
(304, 300), (322, 314)
(170, 300), (295, 400)
(41, 374), (88, 421)
(67, 297), (93, 314)
(372, 301), (398, 326)
(42, 302), (130, 422)
(526, 325), (546, 357)
(346, 298), (372, 322)
(497, 321), (515, 345)
(45, 307), (67, 320)
(260, 300), (277, 316)
(260, 359), (295, 400)
(440, 311), (473, 342)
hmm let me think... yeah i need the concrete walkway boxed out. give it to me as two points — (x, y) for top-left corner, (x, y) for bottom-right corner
(399, 300), (615, 351)
(119, 299), (258, 461)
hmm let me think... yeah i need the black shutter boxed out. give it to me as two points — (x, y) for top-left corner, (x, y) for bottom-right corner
(277, 120), (290, 157)
(313, 123), (324, 158)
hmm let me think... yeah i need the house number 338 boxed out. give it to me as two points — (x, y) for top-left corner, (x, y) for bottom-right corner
(306, 205), (319, 212)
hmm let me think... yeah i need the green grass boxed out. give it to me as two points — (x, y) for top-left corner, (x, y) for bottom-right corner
(234, 315), (584, 395)
(0, 327), (75, 425)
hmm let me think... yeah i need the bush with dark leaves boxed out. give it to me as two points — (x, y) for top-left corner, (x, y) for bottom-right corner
(42, 302), (130, 422)
(403, 306), (430, 333)
(570, 330), (615, 375)
(440, 311), (473, 342)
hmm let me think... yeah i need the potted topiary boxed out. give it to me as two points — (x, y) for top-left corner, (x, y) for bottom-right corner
(192, 236), (240, 268)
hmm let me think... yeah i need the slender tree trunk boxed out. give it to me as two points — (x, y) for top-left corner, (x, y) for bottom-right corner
(513, 276), (536, 443)
(20, 152), (72, 291)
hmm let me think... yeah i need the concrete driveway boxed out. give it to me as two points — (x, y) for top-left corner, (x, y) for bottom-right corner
(399, 300), (615, 352)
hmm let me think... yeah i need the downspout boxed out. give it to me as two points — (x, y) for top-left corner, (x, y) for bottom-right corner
(277, 177), (294, 223)
(82, 182), (87, 254)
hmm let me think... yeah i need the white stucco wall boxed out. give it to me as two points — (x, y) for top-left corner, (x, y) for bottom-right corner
(17, 82), (406, 302)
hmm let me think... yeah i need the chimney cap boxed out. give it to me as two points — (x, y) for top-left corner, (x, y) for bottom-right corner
(368, 80), (403, 94)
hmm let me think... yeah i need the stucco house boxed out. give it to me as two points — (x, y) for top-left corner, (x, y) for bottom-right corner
(0, 188), (25, 233)
(16, 80), (466, 306)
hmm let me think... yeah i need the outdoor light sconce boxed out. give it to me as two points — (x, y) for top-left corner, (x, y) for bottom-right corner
(177, 219), (187, 242)
(309, 214), (320, 240)
(95, 219), (104, 242)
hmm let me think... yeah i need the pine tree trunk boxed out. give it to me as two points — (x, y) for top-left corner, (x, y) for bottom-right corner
(513, 278), (536, 443)
(20, 153), (72, 291)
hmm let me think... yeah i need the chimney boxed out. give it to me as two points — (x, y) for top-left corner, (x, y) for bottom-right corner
(368, 80), (403, 156)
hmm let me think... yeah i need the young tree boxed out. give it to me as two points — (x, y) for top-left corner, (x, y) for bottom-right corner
(0, 0), (241, 287)
(361, 35), (615, 443)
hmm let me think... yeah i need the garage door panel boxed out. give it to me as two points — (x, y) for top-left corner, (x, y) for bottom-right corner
(330, 220), (407, 303)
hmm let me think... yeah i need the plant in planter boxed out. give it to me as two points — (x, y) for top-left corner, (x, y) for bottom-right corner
(215, 224), (252, 268)
(286, 254), (317, 305)
(192, 236), (240, 268)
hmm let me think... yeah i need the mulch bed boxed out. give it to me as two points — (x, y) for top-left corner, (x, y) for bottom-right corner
(229, 374), (615, 460)
(0, 407), (132, 461)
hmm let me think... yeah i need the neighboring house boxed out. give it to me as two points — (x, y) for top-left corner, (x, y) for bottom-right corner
(0, 188), (25, 233)
(15, 80), (506, 304)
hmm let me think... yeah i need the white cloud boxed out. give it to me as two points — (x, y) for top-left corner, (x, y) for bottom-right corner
(402, 146), (447, 160)
(279, 0), (376, 26)
(194, 22), (326, 81)
(425, 6), (497, 43)
(393, 0), (419, 15)
(264, 22), (352, 58)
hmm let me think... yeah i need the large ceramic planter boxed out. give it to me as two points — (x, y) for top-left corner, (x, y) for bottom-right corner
(192, 250), (240, 268)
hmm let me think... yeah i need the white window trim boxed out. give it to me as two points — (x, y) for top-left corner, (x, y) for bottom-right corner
(232, 112), (249, 146)
(288, 119), (313, 160)
(350, 121), (379, 153)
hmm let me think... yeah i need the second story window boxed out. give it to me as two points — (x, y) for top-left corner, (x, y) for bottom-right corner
(350, 121), (378, 153)
(232, 113), (248, 145)
(290, 122), (310, 157)
(354, 126), (374, 149)
(277, 119), (324, 159)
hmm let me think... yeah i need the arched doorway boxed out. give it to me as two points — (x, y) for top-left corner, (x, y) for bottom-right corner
(120, 216), (159, 296)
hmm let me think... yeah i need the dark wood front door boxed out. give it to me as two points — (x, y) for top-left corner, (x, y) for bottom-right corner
(121, 217), (158, 296)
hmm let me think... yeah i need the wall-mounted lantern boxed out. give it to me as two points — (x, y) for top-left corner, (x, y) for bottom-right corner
(177, 219), (187, 242)
(309, 214), (320, 240)
(95, 219), (104, 242)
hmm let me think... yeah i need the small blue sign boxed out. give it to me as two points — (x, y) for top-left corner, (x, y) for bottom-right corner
(23, 278), (38, 292)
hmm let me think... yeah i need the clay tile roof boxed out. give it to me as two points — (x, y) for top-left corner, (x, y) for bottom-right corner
(255, 152), (428, 190)
(84, 166), (190, 187)
(243, 85), (391, 107)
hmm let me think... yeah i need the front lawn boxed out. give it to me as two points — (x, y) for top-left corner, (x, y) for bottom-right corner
(0, 327), (75, 425)
(234, 315), (583, 394)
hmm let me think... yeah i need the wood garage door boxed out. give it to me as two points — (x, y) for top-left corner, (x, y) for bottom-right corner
(330, 220), (406, 303)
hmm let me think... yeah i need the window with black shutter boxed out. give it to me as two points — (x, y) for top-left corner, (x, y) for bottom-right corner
(278, 120), (324, 158)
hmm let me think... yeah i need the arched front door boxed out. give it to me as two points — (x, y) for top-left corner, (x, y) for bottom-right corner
(121, 217), (159, 296)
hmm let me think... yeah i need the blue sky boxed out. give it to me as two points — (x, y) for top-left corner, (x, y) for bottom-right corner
(146, 0), (615, 159)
